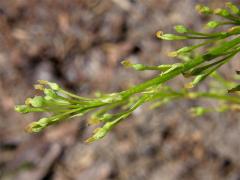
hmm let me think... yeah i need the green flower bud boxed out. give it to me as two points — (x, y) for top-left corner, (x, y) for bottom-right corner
(190, 107), (208, 117)
(177, 46), (193, 54)
(15, 105), (31, 114)
(34, 84), (44, 90)
(174, 25), (188, 33)
(38, 80), (60, 91)
(48, 82), (60, 91)
(214, 8), (230, 17)
(38, 117), (50, 127)
(121, 60), (146, 71)
(132, 64), (146, 71)
(206, 21), (220, 29)
(99, 113), (113, 122)
(44, 96), (53, 101)
(226, 2), (239, 14)
(85, 127), (108, 143)
(156, 32), (187, 40)
(26, 122), (43, 133)
(44, 89), (57, 98)
(30, 96), (45, 108)
(121, 60), (132, 68)
(195, 4), (212, 14)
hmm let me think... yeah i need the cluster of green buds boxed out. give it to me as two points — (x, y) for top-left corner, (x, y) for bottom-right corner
(156, 2), (240, 89)
(15, 80), (94, 133)
(15, 80), (154, 142)
(15, 2), (240, 142)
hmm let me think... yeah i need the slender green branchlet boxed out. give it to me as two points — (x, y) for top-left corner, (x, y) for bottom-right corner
(15, 2), (240, 143)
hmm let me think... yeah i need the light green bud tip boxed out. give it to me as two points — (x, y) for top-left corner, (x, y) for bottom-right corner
(26, 122), (43, 133)
(26, 118), (50, 133)
(30, 96), (45, 107)
(38, 117), (50, 127)
(177, 46), (192, 53)
(15, 105), (30, 114)
(121, 60), (145, 71)
(226, 2), (239, 14)
(48, 82), (60, 91)
(132, 64), (145, 71)
(85, 127), (107, 143)
(156, 32), (186, 40)
(121, 60), (132, 68)
(206, 21), (220, 29)
(214, 8), (230, 17)
(191, 107), (207, 116)
(38, 80), (60, 91)
(174, 25), (188, 33)
(99, 113), (113, 122)
(195, 4), (212, 14)
(168, 46), (191, 57)
(86, 121), (116, 143)
(44, 89), (57, 98)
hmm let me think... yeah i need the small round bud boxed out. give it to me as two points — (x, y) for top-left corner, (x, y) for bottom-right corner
(174, 25), (188, 33)
(34, 84), (44, 90)
(132, 64), (145, 71)
(195, 4), (212, 14)
(44, 89), (57, 98)
(30, 96), (44, 107)
(190, 107), (207, 117)
(15, 105), (30, 114)
(214, 8), (230, 17)
(156, 31), (163, 38)
(38, 117), (49, 127)
(100, 113), (113, 122)
(206, 21), (220, 29)
(121, 60), (132, 68)
(38, 80), (60, 91)
(226, 2), (239, 14)
(26, 122), (42, 133)
(48, 82), (60, 91)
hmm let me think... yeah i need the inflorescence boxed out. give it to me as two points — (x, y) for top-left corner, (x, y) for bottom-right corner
(15, 2), (240, 142)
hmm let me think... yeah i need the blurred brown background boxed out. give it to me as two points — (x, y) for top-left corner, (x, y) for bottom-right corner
(0, 0), (240, 180)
